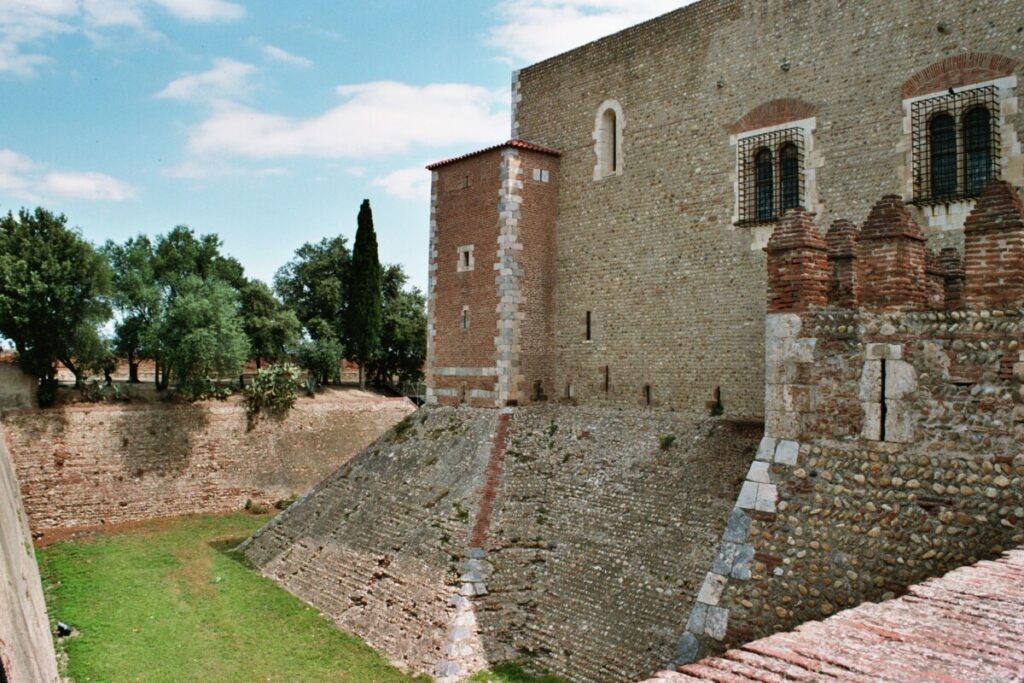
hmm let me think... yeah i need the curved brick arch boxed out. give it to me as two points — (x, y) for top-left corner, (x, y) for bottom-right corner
(901, 52), (1019, 99)
(726, 98), (817, 135)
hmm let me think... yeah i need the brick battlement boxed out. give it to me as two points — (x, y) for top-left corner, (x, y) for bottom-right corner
(767, 182), (1024, 314)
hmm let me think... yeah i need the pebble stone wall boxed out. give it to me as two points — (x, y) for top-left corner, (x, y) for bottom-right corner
(510, 0), (1024, 418)
(2, 392), (413, 533)
(243, 406), (761, 682)
(673, 185), (1024, 665)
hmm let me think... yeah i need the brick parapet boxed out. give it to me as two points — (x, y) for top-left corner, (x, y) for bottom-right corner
(765, 208), (829, 313)
(940, 247), (966, 310)
(825, 219), (859, 308)
(857, 195), (929, 312)
(962, 180), (1024, 309)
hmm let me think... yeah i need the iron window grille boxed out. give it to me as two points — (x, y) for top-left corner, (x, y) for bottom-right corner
(911, 85), (1000, 205)
(736, 127), (805, 226)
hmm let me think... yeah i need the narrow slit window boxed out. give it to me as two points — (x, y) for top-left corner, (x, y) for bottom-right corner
(585, 311), (592, 341)
(643, 384), (652, 406)
(755, 148), (774, 221)
(964, 107), (993, 195)
(460, 306), (470, 331)
(929, 113), (957, 199)
(604, 365), (610, 393)
(779, 142), (800, 212)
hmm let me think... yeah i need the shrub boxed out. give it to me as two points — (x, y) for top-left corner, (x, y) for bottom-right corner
(243, 363), (301, 422)
(37, 379), (59, 407)
(658, 434), (676, 450)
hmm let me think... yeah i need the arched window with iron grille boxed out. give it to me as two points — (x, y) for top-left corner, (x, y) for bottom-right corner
(963, 106), (993, 196)
(929, 113), (957, 199)
(779, 142), (800, 212)
(755, 148), (774, 221)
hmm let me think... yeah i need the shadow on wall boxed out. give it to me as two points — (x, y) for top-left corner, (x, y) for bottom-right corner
(110, 406), (209, 478)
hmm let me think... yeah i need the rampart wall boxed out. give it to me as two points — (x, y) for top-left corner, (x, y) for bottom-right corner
(0, 435), (58, 683)
(2, 391), (413, 533)
(244, 405), (760, 683)
(674, 183), (1024, 664)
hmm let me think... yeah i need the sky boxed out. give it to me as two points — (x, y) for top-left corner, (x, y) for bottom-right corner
(0, 0), (686, 292)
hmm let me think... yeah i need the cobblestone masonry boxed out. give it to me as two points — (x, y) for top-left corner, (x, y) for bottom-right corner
(0, 435), (58, 683)
(435, 0), (1024, 418)
(2, 391), (413, 533)
(673, 185), (1024, 665)
(244, 406), (760, 682)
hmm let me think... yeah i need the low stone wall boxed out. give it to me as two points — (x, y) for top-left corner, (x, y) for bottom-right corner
(2, 390), (414, 533)
(243, 405), (761, 682)
(0, 435), (58, 683)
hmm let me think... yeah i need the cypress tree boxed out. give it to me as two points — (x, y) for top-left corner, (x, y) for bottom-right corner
(348, 199), (383, 389)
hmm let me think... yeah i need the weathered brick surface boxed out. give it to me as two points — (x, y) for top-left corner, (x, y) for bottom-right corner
(2, 392), (413, 532)
(0, 435), (58, 683)
(825, 219), (859, 309)
(857, 196), (929, 312)
(245, 406), (760, 683)
(963, 180), (1024, 309)
(765, 209), (829, 314)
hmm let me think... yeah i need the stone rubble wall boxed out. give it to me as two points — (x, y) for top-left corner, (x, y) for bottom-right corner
(673, 185), (1024, 665)
(2, 391), (413, 533)
(0, 435), (59, 683)
(244, 405), (761, 682)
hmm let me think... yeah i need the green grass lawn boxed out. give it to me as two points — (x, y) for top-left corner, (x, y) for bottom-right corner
(38, 513), (569, 683)
(39, 513), (428, 683)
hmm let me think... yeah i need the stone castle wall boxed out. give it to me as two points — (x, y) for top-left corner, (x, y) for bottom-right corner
(2, 391), (413, 533)
(509, 0), (1024, 418)
(672, 184), (1024, 664)
(0, 435), (58, 683)
(244, 405), (761, 683)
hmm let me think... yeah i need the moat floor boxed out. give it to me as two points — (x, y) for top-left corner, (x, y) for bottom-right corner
(37, 512), (565, 683)
(38, 513), (426, 683)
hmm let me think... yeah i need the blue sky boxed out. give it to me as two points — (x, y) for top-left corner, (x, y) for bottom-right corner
(0, 0), (684, 291)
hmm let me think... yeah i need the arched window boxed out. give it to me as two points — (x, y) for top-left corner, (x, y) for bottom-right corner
(755, 148), (774, 220)
(779, 142), (800, 212)
(593, 100), (623, 180)
(929, 113), (957, 198)
(963, 107), (993, 195)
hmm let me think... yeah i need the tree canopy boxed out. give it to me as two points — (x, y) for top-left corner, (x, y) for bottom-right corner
(0, 208), (112, 388)
(347, 199), (383, 389)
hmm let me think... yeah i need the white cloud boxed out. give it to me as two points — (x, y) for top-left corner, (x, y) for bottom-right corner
(372, 165), (432, 202)
(156, 57), (256, 102)
(486, 0), (688, 64)
(185, 81), (508, 159)
(149, 0), (243, 22)
(0, 0), (243, 77)
(262, 44), (312, 68)
(162, 159), (289, 180)
(42, 170), (137, 200)
(0, 148), (136, 201)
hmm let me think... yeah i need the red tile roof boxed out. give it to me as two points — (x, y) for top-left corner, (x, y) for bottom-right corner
(644, 548), (1024, 682)
(425, 139), (561, 170)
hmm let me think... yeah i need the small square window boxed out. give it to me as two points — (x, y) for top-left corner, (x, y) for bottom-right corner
(457, 245), (474, 272)
(532, 168), (550, 183)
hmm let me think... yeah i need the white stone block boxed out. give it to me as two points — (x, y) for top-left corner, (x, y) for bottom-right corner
(885, 360), (917, 399)
(774, 440), (799, 466)
(736, 481), (758, 510)
(765, 314), (802, 340)
(885, 401), (916, 444)
(754, 483), (778, 513)
(747, 461), (771, 483)
(859, 361), (882, 402)
(696, 572), (728, 606)
(862, 402), (881, 440)
(755, 437), (777, 461)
